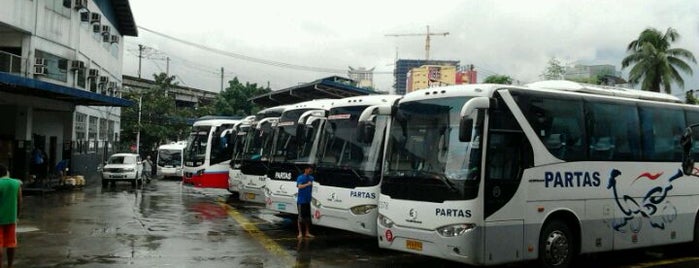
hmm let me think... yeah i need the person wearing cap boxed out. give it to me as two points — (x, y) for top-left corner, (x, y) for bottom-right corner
(296, 165), (315, 239)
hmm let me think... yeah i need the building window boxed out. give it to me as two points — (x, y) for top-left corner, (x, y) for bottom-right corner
(47, 0), (71, 17)
(76, 69), (86, 88)
(108, 120), (115, 141)
(75, 112), (87, 140)
(35, 50), (68, 82)
(99, 118), (108, 140)
(88, 116), (97, 140)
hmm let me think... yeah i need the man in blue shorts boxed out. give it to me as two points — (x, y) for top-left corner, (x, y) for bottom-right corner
(296, 165), (315, 239)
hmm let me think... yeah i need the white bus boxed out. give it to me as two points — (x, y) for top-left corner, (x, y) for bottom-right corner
(156, 141), (187, 179)
(183, 117), (239, 189)
(311, 95), (401, 236)
(228, 116), (256, 194)
(376, 80), (699, 267)
(265, 99), (335, 214)
(236, 106), (286, 203)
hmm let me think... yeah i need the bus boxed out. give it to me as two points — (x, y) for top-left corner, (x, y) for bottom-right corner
(375, 80), (699, 267)
(311, 95), (401, 236)
(183, 117), (239, 189)
(237, 105), (286, 203)
(156, 141), (187, 179)
(265, 99), (335, 214)
(228, 116), (256, 194)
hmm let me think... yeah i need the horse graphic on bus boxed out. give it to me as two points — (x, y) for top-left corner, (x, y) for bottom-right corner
(606, 168), (683, 233)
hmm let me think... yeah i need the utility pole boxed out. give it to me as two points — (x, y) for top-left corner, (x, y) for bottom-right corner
(137, 44), (144, 78)
(166, 57), (170, 76)
(385, 25), (449, 61)
(220, 67), (224, 92)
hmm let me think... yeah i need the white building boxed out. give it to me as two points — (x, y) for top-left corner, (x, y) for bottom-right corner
(0, 0), (137, 182)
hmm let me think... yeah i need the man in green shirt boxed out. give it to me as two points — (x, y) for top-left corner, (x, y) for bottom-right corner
(0, 164), (21, 268)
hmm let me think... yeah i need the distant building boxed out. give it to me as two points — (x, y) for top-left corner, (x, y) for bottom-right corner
(393, 59), (459, 95)
(122, 75), (217, 108)
(348, 66), (374, 89)
(0, 0), (137, 182)
(405, 64), (478, 93)
(564, 64), (626, 85)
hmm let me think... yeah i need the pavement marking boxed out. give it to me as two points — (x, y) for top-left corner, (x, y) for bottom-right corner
(217, 198), (295, 265)
(620, 256), (699, 268)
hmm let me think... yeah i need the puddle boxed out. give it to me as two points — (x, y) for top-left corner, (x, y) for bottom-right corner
(16, 226), (40, 233)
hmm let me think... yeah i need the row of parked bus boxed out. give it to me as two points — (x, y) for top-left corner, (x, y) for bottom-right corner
(177, 80), (699, 268)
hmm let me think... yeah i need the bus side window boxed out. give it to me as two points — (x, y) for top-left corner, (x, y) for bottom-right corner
(640, 105), (685, 161)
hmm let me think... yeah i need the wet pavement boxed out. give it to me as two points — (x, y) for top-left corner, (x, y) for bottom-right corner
(12, 178), (699, 267)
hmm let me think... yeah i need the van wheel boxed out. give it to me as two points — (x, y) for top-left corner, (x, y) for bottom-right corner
(102, 180), (108, 188)
(539, 220), (574, 268)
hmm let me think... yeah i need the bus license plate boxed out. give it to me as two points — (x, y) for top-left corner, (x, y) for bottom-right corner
(406, 240), (422, 251)
(246, 193), (256, 200)
(277, 203), (286, 210)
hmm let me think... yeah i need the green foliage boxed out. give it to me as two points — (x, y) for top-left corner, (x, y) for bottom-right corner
(540, 57), (566, 80)
(621, 27), (696, 93)
(212, 77), (271, 116)
(686, 90), (699, 105)
(483, 75), (513, 84)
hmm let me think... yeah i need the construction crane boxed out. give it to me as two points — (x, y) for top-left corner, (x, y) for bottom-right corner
(385, 25), (449, 61)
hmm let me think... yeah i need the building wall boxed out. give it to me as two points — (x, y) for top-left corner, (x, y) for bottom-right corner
(0, 0), (131, 182)
(394, 59), (459, 95)
(406, 65), (457, 93)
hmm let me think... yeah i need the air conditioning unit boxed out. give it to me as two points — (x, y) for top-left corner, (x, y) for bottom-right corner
(70, 60), (85, 70)
(34, 65), (47, 75)
(88, 68), (99, 77)
(101, 25), (110, 35)
(110, 35), (119, 44)
(99, 76), (109, 84)
(102, 34), (110, 43)
(80, 12), (90, 22)
(34, 58), (46, 66)
(108, 81), (117, 89)
(73, 0), (87, 10)
(92, 24), (101, 33)
(90, 12), (101, 24)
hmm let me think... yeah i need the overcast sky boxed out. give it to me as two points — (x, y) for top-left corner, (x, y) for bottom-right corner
(123, 0), (699, 97)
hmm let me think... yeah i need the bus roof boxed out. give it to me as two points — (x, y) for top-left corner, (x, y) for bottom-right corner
(282, 99), (336, 112)
(526, 80), (681, 103)
(330, 94), (402, 109)
(192, 118), (240, 127)
(158, 143), (186, 150)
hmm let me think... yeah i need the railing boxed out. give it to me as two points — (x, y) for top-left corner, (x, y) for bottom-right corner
(0, 50), (26, 75)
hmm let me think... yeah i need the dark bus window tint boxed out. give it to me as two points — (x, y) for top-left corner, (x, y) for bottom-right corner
(640, 105), (685, 161)
(686, 109), (699, 160)
(585, 101), (641, 161)
(524, 95), (586, 161)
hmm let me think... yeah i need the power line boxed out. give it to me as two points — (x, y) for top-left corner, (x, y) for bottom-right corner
(138, 26), (348, 74)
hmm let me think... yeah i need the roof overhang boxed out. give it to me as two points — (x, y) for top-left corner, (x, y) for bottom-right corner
(0, 72), (133, 107)
(111, 0), (138, 36)
(250, 76), (377, 107)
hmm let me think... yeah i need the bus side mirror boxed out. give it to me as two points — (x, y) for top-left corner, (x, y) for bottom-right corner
(682, 126), (696, 176)
(459, 117), (474, 142)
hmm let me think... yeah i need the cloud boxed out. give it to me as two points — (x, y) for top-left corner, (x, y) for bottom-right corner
(123, 0), (699, 95)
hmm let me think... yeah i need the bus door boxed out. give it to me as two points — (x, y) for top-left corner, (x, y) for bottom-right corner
(483, 94), (533, 265)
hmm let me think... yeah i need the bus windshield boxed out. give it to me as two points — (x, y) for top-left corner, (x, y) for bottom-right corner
(158, 149), (182, 167)
(242, 122), (275, 161)
(230, 126), (248, 163)
(184, 126), (210, 166)
(383, 97), (481, 201)
(270, 109), (314, 163)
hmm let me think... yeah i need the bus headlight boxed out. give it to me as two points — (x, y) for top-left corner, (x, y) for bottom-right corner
(436, 223), (476, 237)
(378, 214), (394, 228)
(311, 198), (321, 208)
(350, 204), (377, 215)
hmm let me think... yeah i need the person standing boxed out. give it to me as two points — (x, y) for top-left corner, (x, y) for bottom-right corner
(0, 164), (22, 268)
(296, 165), (315, 239)
(143, 155), (153, 182)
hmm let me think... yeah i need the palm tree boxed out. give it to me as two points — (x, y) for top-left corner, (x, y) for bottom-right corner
(621, 27), (696, 93)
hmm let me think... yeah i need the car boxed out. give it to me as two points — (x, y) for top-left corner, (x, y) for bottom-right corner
(101, 153), (145, 187)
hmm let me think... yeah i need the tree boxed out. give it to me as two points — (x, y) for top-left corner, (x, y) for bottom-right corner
(483, 75), (513, 84)
(621, 27), (696, 93)
(686, 90), (699, 105)
(540, 57), (566, 80)
(213, 77), (271, 116)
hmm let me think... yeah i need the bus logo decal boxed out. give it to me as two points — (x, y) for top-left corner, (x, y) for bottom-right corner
(544, 171), (601, 188)
(607, 169), (682, 233)
(409, 208), (417, 220)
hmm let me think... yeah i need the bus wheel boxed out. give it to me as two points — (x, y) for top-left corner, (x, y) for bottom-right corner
(539, 220), (574, 268)
(694, 212), (699, 249)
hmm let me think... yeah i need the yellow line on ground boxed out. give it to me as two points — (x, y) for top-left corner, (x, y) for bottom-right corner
(621, 256), (699, 268)
(217, 198), (295, 265)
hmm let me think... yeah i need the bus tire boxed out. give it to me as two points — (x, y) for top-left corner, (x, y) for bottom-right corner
(694, 212), (699, 250)
(539, 220), (574, 268)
